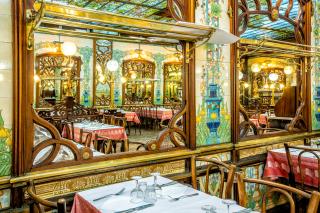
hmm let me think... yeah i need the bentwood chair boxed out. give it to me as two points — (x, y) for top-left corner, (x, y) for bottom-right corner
(103, 114), (115, 125)
(93, 134), (113, 154)
(79, 129), (93, 147)
(111, 117), (127, 152)
(191, 156), (236, 199)
(284, 143), (320, 192)
(61, 122), (74, 141)
(27, 180), (67, 213)
(236, 172), (320, 213)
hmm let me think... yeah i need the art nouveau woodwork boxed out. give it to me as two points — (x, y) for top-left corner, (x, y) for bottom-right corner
(122, 59), (155, 105)
(93, 40), (113, 107)
(35, 52), (82, 107)
(163, 62), (183, 104)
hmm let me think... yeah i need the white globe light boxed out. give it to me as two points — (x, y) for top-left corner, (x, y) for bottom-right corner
(121, 77), (127, 83)
(239, 71), (243, 80)
(34, 74), (40, 82)
(131, 72), (137, 79)
(251, 63), (261, 73)
(107, 59), (119, 72)
(61, 42), (77, 56)
(284, 66), (293, 75)
(269, 73), (279, 81)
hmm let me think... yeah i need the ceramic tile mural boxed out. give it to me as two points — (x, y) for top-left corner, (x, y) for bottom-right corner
(312, 0), (320, 130)
(0, 0), (12, 209)
(195, 0), (231, 146)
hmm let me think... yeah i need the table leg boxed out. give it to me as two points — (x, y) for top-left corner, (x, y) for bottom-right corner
(124, 139), (129, 152)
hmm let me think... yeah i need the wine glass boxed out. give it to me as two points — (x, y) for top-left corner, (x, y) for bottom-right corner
(201, 205), (216, 213)
(222, 199), (237, 213)
(150, 172), (162, 198)
(130, 176), (144, 203)
(144, 185), (157, 204)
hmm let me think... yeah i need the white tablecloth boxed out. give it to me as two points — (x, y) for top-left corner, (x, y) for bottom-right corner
(73, 176), (254, 213)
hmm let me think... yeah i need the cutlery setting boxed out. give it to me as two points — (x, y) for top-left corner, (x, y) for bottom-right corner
(114, 203), (155, 213)
(168, 193), (199, 202)
(93, 188), (125, 202)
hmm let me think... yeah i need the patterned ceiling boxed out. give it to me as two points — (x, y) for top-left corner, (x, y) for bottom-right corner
(241, 0), (300, 40)
(45, 0), (173, 22)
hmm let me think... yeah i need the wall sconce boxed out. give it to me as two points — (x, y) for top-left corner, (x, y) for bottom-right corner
(269, 73), (279, 81)
(106, 59), (119, 72)
(243, 82), (249, 88)
(284, 65), (293, 75)
(121, 77), (127, 83)
(251, 63), (261, 73)
(34, 74), (41, 82)
(239, 71), (244, 80)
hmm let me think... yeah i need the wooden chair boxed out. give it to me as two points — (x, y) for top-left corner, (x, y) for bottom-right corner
(111, 117), (127, 152)
(191, 156), (236, 199)
(79, 129), (93, 147)
(103, 114), (115, 125)
(27, 180), (67, 213)
(93, 134), (113, 154)
(62, 122), (74, 141)
(284, 143), (320, 192)
(237, 172), (320, 213)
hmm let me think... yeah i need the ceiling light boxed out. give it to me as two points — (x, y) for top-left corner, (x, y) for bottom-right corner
(284, 66), (293, 75)
(107, 59), (119, 72)
(61, 42), (77, 56)
(251, 63), (261, 73)
(269, 73), (279, 81)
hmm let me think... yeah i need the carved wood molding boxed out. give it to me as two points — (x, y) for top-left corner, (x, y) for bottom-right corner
(29, 108), (94, 171)
(167, 0), (187, 21)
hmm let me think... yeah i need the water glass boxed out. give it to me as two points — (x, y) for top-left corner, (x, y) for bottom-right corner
(150, 172), (162, 198)
(144, 185), (157, 204)
(130, 176), (144, 203)
(138, 181), (147, 193)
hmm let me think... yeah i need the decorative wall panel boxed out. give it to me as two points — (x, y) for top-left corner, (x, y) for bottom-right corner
(195, 0), (231, 145)
(0, 0), (12, 209)
(312, 0), (320, 130)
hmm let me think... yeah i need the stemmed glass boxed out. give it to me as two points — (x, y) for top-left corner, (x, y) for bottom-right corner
(130, 176), (144, 203)
(144, 185), (157, 204)
(222, 199), (237, 213)
(150, 172), (162, 198)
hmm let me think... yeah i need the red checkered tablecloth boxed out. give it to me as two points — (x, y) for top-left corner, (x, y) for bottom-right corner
(124, 111), (140, 124)
(138, 108), (173, 122)
(263, 148), (319, 188)
(63, 123), (127, 144)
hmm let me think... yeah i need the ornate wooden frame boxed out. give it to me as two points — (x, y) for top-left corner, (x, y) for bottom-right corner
(232, 0), (313, 142)
(35, 52), (81, 107)
(163, 61), (183, 104)
(121, 59), (156, 105)
(93, 39), (113, 107)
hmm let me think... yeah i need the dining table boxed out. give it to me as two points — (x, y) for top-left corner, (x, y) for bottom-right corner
(63, 121), (129, 151)
(263, 146), (319, 188)
(124, 111), (141, 124)
(138, 108), (174, 122)
(71, 176), (256, 213)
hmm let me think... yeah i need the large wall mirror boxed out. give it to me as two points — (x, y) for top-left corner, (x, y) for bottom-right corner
(31, 32), (186, 170)
(236, 0), (308, 139)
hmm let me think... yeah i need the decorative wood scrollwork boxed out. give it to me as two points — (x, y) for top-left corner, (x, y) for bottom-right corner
(237, 0), (309, 43)
(93, 40), (113, 107)
(30, 109), (93, 171)
(122, 59), (155, 105)
(35, 52), (82, 107)
(163, 62), (183, 104)
(167, 0), (186, 21)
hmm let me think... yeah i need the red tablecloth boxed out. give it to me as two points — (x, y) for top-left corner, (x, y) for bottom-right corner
(124, 111), (140, 124)
(250, 114), (268, 126)
(138, 108), (173, 122)
(71, 193), (100, 213)
(263, 149), (319, 187)
(63, 123), (127, 143)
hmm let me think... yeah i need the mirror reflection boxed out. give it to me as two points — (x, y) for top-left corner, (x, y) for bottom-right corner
(33, 34), (185, 159)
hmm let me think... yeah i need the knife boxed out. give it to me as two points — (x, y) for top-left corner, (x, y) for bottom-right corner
(160, 181), (178, 187)
(115, 203), (154, 213)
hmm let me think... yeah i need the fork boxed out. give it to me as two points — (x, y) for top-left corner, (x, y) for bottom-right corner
(169, 193), (199, 202)
(93, 188), (125, 202)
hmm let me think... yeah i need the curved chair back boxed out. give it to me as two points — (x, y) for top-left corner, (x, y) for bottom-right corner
(237, 172), (320, 213)
(191, 156), (236, 199)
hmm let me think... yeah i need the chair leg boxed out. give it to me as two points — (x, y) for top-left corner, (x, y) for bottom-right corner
(112, 141), (117, 153)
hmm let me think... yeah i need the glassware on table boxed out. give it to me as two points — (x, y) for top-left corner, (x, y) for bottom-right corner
(144, 185), (157, 204)
(201, 205), (216, 213)
(138, 181), (147, 193)
(222, 199), (237, 213)
(130, 176), (144, 203)
(150, 172), (162, 198)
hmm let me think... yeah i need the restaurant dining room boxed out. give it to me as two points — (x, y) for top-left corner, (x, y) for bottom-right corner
(0, 0), (320, 212)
